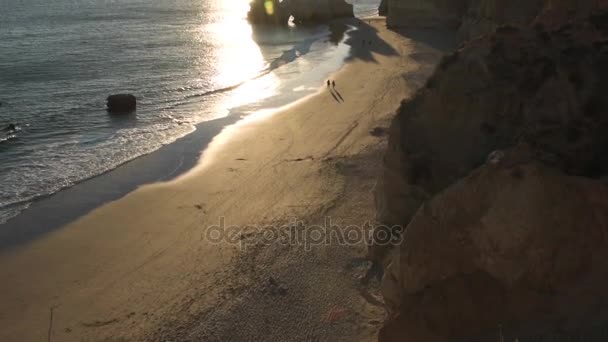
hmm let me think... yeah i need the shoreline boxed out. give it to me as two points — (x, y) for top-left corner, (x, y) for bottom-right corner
(0, 19), (357, 250)
(0, 114), (238, 250)
(0, 18), (455, 341)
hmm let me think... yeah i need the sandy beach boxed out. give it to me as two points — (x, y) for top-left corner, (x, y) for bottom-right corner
(0, 19), (452, 342)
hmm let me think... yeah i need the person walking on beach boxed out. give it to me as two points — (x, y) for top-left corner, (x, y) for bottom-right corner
(332, 80), (336, 88)
(327, 80), (330, 87)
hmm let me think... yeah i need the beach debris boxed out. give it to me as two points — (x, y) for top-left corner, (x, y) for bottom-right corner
(285, 156), (314, 162)
(106, 94), (136, 114)
(47, 307), (54, 342)
(81, 318), (119, 328)
(486, 150), (504, 165)
(370, 127), (386, 137)
(325, 305), (348, 323)
(266, 276), (288, 296)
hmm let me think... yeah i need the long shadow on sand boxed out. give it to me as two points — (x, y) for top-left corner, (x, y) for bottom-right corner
(391, 28), (459, 53)
(330, 89), (342, 103)
(0, 114), (240, 252)
(333, 87), (344, 102)
(341, 19), (459, 64)
(342, 18), (399, 63)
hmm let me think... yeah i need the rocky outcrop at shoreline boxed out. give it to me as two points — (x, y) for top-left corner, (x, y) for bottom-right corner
(248, 0), (354, 25)
(107, 94), (136, 113)
(374, 6), (608, 341)
(378, 0), (388, 16)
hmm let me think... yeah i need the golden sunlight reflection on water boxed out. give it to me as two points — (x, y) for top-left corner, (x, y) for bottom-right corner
(203, 0), (279, 110)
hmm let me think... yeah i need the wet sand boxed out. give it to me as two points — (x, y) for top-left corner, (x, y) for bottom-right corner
(0, 19), (453, 341)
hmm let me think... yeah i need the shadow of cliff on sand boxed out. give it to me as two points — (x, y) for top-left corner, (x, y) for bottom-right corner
(342, 18), (399, 63)
(252, 21), (349, 76)
(0, 114), (240, 253)
(391, 28), (458, 53)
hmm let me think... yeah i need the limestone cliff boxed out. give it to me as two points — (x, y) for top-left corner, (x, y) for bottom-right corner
(247, 0), (354, 25)
(381, 148), (608, 341)
(459, 0), (608, 40)
(384, 0), (468, 28)
(458, 0), (545, 40)
(383, 0), (608, 41)
(374, 11), (608, 341)
(379, 0), (388, 16)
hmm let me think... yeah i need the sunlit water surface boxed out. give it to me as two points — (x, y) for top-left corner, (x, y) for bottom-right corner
(0, 0), (379, 224)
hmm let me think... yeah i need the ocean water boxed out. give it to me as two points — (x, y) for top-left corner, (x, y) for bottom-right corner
(0, 0), (379, 225)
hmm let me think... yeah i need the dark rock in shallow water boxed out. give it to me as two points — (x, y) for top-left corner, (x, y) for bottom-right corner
(107, 94), (136, 113)
(379, 0), (388, 16)
(4, 124), (16, 132)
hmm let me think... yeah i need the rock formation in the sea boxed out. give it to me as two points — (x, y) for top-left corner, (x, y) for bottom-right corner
(379, 0), (388, 16)
(247, 0), (291, 25)
(247, 0), (354, 25)
(374, 10), (608, 341)
(107, 94), (137, 113)
(4, 124), (16, 132)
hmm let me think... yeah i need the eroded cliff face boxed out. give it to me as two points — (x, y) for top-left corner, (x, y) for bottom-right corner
(379, 0), (388, 16)
(375, 11), (608, 341)
(385, 0), (469, 28)
(383, 0), (608, 42)
(381, 147), (608, 341)
(247, 0), (354, 25)
(458, 0), (545, 40)
(459, 0), (608, 40)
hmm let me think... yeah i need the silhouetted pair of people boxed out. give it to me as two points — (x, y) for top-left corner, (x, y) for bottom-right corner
(326, 80), (336, 88)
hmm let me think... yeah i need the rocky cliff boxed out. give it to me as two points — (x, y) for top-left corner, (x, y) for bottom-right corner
(458, 0), (544, 40)
(382, 0), (608, 41)
(459, 0), (608, 41)
(384, 0), (469, 28)
(379, 0), (388, 16)
(248, 0), (354, 25)
(374, 10), (608, 341)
